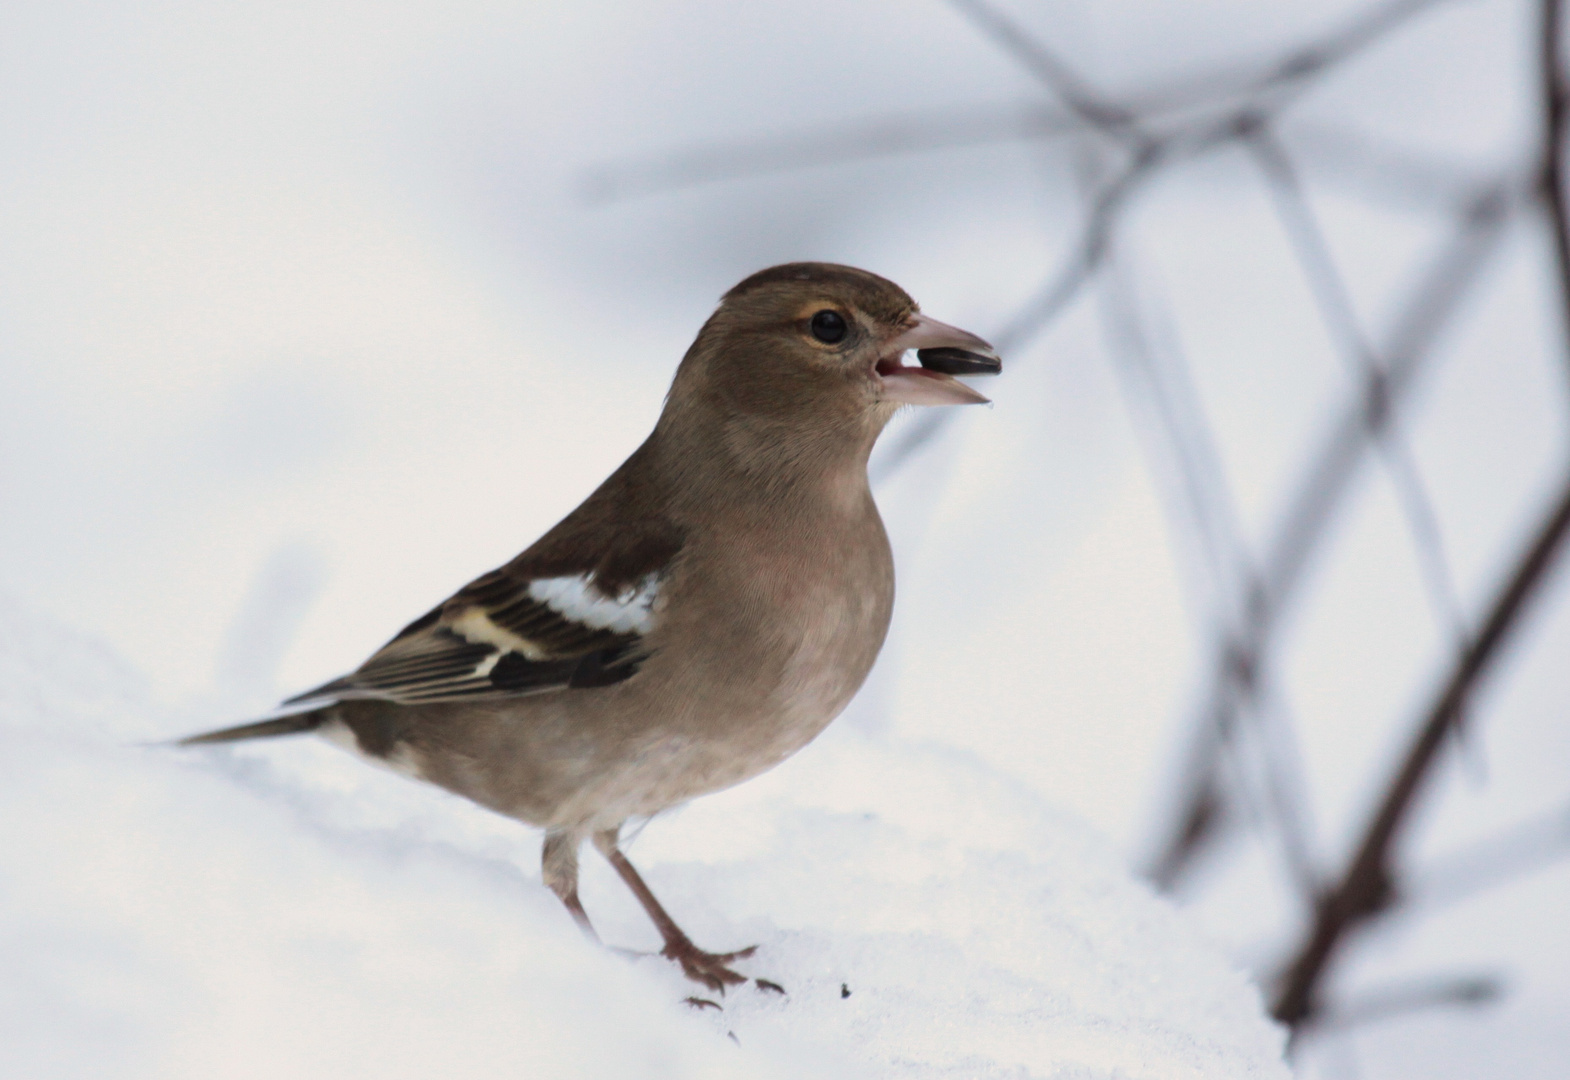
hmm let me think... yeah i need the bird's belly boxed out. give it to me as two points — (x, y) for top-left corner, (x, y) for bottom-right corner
(608, 577), (890, 819)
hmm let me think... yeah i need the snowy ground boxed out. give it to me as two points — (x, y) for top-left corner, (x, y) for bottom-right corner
(0, 597), (1286, 1079)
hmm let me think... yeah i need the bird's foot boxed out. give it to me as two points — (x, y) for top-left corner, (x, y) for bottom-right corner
(661, 936), (756, 993)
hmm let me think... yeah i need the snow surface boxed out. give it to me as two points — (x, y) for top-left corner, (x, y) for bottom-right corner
(0, 596), (1286, 1079)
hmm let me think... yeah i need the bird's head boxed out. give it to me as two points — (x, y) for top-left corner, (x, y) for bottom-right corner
(666, 263), (1001, 455)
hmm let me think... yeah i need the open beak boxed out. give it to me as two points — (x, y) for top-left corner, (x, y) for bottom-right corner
(875, 313), (1002, 406)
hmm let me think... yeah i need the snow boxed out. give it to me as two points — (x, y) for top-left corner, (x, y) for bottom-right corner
(0, 595), (1286, 1079)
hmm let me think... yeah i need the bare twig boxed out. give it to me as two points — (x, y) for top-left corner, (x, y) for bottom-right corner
(1272, 2), (1570, 1026)
(1098, 255), (1249, 623)
(878, 7), (1479, 487)
(1314, 974), (1504, 1032)
(1098, 249), (1322, 894)
(996, 147), (1160, 351)
(1147, 184), (1512, 887)
(1272, 463), (1570, 1025)
(587, 0), (1452, 206)
(1254, 186), (1511, 612)
(1126, 0), (1457, 118)
(1544, 0), (1570, 385)
(1285, 120), (1494, 213)
(579, 103), (1080, 203)
(1246, 127), (1468, 640)
(944, 0), (1142, 136)
(1408, 801), (1570, 909)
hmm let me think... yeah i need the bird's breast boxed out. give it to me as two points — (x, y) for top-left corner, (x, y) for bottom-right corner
(654, 501), (895, 777)
(771, 556), (892, 723)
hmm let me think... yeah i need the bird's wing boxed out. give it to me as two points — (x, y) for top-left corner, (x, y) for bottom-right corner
(284, 565), (664, 707)
(284, 434), (684, 709)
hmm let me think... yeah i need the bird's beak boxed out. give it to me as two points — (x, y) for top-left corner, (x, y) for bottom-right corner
(876, 314), (1002, 406)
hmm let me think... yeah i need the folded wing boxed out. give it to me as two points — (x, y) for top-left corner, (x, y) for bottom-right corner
(286, 568), (661, 707)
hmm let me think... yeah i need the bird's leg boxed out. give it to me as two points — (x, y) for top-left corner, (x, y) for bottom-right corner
(542, 830), (600, 943)
(591, 828), (757, 993)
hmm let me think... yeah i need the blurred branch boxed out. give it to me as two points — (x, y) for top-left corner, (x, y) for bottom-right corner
(1313, 973), (1504, 1032)
(950, 0), (1453, 138)
(1408, 800), (1570, 910)
(1125, 0), (1458, 118)
(1544, 0), (1570, 387)
(867, 3), (1475, 487)
(580, 103), (1079, 203)
(1098, 248), (1322, 894)
(996, 147), (1160, 351)
(928, 0), (1561, 1047)
(945, 0), (1143, 136)
(1098, 253), (1249, 619)
(1246, 127), (1468, 640)
(1253, 184), (1511, 612)
(1272, 461), (1570, 1026)
(1240, 6), (1570, 1027)
(1147, 182), (1512, 887)
(1286, 120), (1497, 213)
(587, 0), (1455, 208)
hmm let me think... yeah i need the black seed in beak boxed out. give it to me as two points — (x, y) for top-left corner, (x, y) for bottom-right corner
(917, 347), (1002, 376)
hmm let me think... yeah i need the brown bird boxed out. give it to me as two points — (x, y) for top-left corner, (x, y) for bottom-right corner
(181, 262), (1001, 991)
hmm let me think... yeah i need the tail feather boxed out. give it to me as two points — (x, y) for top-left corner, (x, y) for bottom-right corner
(177, 711), (327, 746)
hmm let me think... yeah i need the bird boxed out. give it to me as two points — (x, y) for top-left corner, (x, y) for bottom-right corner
(180, 262), (1001, 992)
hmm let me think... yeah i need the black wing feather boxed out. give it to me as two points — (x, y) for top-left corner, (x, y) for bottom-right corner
(283, 568), (654, 708)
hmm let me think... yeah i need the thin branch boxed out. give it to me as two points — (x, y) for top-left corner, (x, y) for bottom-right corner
(949, 0), (1451, 140)
(997, 147), (1160, 351)
(1098, 248), (1323, 894)
(1146, 183), (1512, 886)
(1544, 0), (1570, 387)
(1124, 0), (1459, 120)
(1148, 773), (1230, 888)
(1408, 800), (1570, 911)
(944, 0), (1141, 136)
(1272, 462), (1570, 1026)
(1312, 973), (1503, 1032)
(579, 103), (1080, 203)
(1285, 119), (1495, 214)
(587, 0), (1455, 207)
(1245, 128), (1380, 368)
(1099, 255), (1250, 623)
(1209, 687), (1324, 897)
(1258, 185), (1511, 611)
(1247, 127), (1469, 641)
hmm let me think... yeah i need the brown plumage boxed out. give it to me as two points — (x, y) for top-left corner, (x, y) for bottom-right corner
(181, 262), (1001, 992)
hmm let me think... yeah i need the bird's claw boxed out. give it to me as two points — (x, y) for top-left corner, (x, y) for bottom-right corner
(683, 996), (723, 1011)
(662, 938), (756, 992)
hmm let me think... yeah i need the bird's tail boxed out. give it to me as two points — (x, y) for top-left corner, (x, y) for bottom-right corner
(176, 709), (328, 746)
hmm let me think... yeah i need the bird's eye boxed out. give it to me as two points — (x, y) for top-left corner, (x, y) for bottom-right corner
(809, 309), (848, 345)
